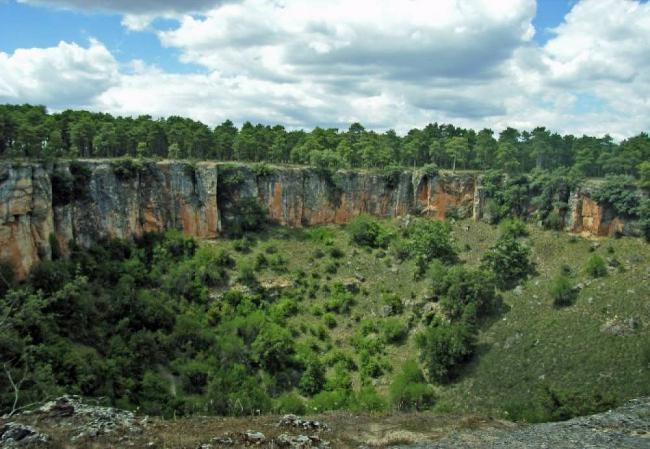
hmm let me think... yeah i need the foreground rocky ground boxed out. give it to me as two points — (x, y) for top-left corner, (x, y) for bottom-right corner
(1, 397), (648, 448)
(396, 398), (650, 449)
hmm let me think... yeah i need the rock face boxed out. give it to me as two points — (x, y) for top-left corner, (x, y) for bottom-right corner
(0, 160), (642, 279)
(566, 183), (641, 237)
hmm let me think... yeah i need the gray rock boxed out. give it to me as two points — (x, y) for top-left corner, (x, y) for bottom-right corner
(278, 415), (330, 432)
(0, 422), (49, 447)
(244, 431), (266, 444)
(390, 397), (650, 449)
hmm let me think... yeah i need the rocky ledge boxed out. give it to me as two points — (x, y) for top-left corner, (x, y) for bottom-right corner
(0, 160), (643, 279)
(394, 397), (650, 449)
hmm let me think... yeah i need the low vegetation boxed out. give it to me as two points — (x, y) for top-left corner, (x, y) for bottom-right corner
(1, 214), (649, 425)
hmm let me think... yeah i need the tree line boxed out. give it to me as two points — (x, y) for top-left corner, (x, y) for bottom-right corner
(1, 104), (649, 178)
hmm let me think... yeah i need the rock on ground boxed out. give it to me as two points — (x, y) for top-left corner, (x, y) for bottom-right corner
(0, 422), (49, 447)
(392, 398), (650, 449)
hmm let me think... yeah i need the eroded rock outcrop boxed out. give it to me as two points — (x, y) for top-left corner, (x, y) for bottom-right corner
(0, 160), (642, 279)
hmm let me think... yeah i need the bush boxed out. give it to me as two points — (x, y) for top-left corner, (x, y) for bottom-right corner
(359, 358), (386, 380)
(504, 384), (617, 423)
(591, 175), (642, 217)
(347, 214), (390, 248)
(299, 357), (325, 396)
(499, 218), (529, 237)
(226, 198), (268, 236)
(273, 391), (306, 415)
(389, 360), (436, 411)
(481, 235), (534, 290)
(406, 218), (457, 268)
(251, 323), (294, 373)
(435, 267), (500, 321)
(390, 238), (410, 262)
(323, 313), (337, 329)
(112, 157), (145, 180)
(551, 274), (577, 307)
(251, 162), (274, 177)
(416, 319), (476, 383)
(310, 389), (349, 412)
(543, 211), (564, 230)
(381, 293), (404, 316)
(585, 255), (607, 278)
(237, 261), (258, 286)
(380, 318), (408, 344)
(350, 386), (388, 413)
(329, 247), (345, 259)
(325, 362), (353, 392)
(325, 286), (355, 314)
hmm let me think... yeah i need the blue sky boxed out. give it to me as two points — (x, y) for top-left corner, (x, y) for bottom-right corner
(0, 0), (648, 138)
(0, 3), (195, 72)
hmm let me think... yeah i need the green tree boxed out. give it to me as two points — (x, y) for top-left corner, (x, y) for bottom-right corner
(417, 318), (476, 383)
(389, 360), (436, 410)
(481, 235), (534, 290)
(445, 136), (468, 172)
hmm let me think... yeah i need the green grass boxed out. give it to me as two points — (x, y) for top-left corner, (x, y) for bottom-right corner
(203, 220), (650, 418)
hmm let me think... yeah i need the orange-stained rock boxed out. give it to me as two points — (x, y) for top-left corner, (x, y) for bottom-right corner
(0, 161), (642, 279)
(570, 194), (629, 237)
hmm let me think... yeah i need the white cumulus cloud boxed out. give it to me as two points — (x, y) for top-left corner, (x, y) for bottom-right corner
(3, 0), (650, 138)
(0, 39), (119, 108)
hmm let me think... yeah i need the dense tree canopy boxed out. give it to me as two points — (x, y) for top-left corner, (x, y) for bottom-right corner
(1, 104), (648, 177)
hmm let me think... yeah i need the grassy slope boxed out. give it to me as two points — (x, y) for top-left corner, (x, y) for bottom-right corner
(205, 220), (650, 416)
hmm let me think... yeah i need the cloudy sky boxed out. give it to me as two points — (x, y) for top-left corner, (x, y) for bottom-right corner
(0, 0), (648, 138)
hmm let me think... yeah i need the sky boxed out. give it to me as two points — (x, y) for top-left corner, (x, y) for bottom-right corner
(0, 0), (648, 139)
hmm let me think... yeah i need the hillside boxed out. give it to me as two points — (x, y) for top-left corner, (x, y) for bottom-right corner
(2, 214), (648, 419)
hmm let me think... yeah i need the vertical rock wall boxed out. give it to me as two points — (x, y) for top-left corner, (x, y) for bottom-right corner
(0, 160), (642, 279)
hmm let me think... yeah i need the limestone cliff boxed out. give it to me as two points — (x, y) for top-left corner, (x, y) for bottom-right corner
(0, 160), (642, 279)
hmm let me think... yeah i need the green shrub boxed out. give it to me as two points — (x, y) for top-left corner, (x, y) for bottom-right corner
(591, 175), (642, 217)
(178, 360), (210, 394)
(390, 238), (410, 262)
(223, 198), (268, 237)
(503, 384), (617, 423)
(323, 350), (357, 370)
(543, 211), (564, 230)
(325, 286), (355, 314)
(640, 199), (650, 242)
(416, 319), (476, 383)
(436, 267), (500, 321)
(273, 391), (306, 415)
(251, 162), (274, 177)
(389, 360), (436, 411)
(381, 293), (404, 316)
(304, 227), (336, 243)
(551, 274), (577, 307)
(347, 214), (390, 248)
(585, 255), (607, 278)
(310, 389), (349, 412)
(359, 352), (389, 379)
(323, 313), (337, 329)
(481, 235), (534, 290)
(350, 386), (388, 413)
(251, 323), (294, 373)
(329, 247), (345, 259)
(406, 218), (457, 267)
(112, 157), (145, 180)
(299, 357), (325, 396)
(269, 254), (288, 273)
(324, 261), (338, 274)
(237, 261), (258, 286)
(380, 317), (408, 344)
(500, 218), (528, 237)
